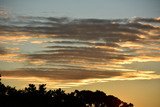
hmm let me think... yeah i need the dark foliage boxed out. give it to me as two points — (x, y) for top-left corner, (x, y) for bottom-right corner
(0, 75), (133, 107)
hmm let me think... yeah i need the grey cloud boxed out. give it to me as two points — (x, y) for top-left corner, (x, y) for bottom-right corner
(28, 46), (132, 63)
(7, 17), (156, 70)
(1, 17), (158, 46)
(1, 17), (156, 34)
(0, 16), (160, 82)
(132, 17), (160, 23)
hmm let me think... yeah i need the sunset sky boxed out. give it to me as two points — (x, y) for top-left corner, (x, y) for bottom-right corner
(0, 0), (160, 107)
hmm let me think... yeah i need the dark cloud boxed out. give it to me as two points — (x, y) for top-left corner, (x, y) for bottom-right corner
(126, 22), (159, 30)
(1, 17), (157, 35)
(0, 68), (123, 80)
(0, 46), (7, 54)
(27, 46), (133, 66)
(132, 17), (160, 23)
(0, 16), (160, 85)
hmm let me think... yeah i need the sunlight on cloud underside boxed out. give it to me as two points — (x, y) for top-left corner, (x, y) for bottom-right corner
(1, 70), (160, 89)
(0, 16), (160, 88)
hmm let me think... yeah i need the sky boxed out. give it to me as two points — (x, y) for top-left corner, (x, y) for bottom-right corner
(0, 0), (160, 107)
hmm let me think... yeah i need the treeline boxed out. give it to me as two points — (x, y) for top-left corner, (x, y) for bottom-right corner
(0, 81), (133, 107)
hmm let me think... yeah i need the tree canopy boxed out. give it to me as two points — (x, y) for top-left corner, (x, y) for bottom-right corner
(0, 75), (133, 107)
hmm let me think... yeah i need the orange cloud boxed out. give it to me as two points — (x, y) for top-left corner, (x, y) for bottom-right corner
(29, 59), (46, 65)
(0, 53), (26, 62)
(0, 35), (31, 42)
(1, 69), (160, 89)
(31, 41), (44, 44)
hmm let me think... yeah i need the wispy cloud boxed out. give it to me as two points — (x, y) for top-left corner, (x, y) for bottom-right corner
(0, 69), (159, 88)
(0, 7), (10, 19)
(0, 16), (160, 88)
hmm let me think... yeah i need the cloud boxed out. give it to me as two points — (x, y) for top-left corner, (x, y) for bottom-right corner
(1, 69), (160, 88)
(0, 46), (7, 54)
(31, 40), (44, 44)
(0, 68), (122, 80)
(131, 17), (160, 23)
(0, 16), (160, 88)
(0, 53), (26, 62)
(0, 46), (25, 62)
(0, 35), (31, 42)
(0, 7), (10, 19)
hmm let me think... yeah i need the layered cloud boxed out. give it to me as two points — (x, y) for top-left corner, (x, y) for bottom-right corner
(1, 69), (159, 88)
(0, 16), (160, 88)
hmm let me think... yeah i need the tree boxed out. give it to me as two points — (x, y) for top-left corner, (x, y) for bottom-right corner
(38, 84), (46, 96)
(0, 76), (134, 107)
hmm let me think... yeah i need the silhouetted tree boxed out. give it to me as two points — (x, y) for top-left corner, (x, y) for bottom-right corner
(38, 84), (46, 96)
(0, 75), (134, 107)
(0, 82), (5, 95)
(25, 84), (37, 94)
